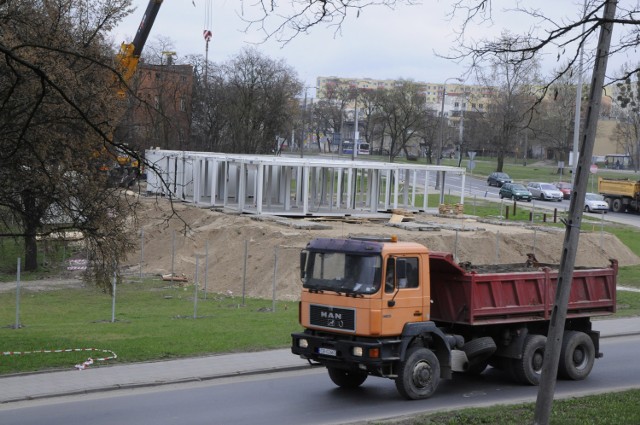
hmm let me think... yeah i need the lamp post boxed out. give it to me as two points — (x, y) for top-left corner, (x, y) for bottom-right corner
(435, 77), (463, 190)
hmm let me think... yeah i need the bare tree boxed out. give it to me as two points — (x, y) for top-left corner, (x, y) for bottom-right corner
(614, 68), (640, 171)
(0, 0), (137, 289)
(475, 33), (541, 171)
(189, 47), (302, 154)
(530, 70), (584, 167)
(375, 80), (427, 162)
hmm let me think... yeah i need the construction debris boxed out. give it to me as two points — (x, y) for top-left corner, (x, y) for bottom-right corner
(162, 273), (188, 282)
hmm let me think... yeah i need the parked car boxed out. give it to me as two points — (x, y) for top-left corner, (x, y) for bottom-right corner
(584, 193), (609, 213)
(527, 182), (564, 201)
(553, 182), (573, 199)
(487, 172), (512, 187)
(499, 183), (532, 201)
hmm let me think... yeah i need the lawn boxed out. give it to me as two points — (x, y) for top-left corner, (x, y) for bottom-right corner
(375, 389), (640, 425)
(0, 280), (300, 374)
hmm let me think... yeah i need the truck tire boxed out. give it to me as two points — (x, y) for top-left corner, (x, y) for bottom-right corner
(512, 334), (546, 385)
(463, 337), (497, 375)
(604, 197), (612, 210)
(395, 346), (440, 400)
(327, 367), (368, 389)
(558, 331), (595, 380)
(463, 337), (497, 359)
(611, 198), (624, 213)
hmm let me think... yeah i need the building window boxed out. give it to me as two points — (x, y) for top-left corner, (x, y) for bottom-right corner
(154, 96), (160, 108)
(180, 98), (186, 112)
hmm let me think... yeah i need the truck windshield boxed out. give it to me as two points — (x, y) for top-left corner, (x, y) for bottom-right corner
(303, 252), (382, 295)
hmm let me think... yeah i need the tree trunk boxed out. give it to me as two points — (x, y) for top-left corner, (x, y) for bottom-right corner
(497, 154), (504, 172)
(23, 232), (38, 271)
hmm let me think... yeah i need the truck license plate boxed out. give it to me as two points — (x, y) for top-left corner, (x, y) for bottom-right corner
(318, 347), (337, 356)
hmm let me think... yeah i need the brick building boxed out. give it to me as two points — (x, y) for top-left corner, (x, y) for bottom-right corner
(116, 63), (193, 151)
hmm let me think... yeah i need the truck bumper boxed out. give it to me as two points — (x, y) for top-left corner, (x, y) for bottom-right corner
(291, 330), (400, 372)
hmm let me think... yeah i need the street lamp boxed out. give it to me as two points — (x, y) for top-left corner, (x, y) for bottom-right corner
(435, 77), (463, 190)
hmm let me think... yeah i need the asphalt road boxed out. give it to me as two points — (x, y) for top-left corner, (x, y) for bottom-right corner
(443, 174), (640, 227)
(2, 335), (638, 425)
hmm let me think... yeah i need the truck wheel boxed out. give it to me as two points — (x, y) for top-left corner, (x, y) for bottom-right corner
(558, 331), (595, 380)
(512, 334), (546, 385)
(327, 367), (368, 389)
(611, 198), (624, 213)
(463, 337), (497, 360)
(395, 347), (440, 400)
(604, 197), (612, 210)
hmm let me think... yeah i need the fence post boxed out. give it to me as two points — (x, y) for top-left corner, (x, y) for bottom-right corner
(495, 231), (500, 263)
(111, 268), (117, 323)
(139, 228), (144, 279)
(242, 240), (248, 306)
(204, 241), (209, 300)
(171, 230), (176, 280)
(454, 230), (459, 262)
(272, 246), (278, 313)
(15, 258), (21, 329)
(193, 256), (200, 319)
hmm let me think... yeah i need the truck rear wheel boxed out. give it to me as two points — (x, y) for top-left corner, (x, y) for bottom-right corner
(611, 198), (624, 213)
(395, 347), (440, 400)
(558, 331), (595, 380)
(327, 367), (368, 389)
(512, 334), (546, 385)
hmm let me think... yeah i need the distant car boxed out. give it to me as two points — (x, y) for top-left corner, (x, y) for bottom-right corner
(584, 193), (609, 213)
(499, 183), (532, 202)
(487, 172), (512, 187)
(527, 182), (564, 201)
(553, 182), (573, 199)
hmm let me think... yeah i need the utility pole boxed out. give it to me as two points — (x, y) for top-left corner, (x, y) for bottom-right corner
(534, 1), (617, 424)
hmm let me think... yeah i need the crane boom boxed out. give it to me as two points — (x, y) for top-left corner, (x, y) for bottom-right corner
(116, 0), (164, 85)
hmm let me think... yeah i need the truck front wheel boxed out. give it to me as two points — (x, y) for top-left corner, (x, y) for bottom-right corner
(327, 367), (368, 389)
(512, 334), (546, 385)
(558, 331), (595, 380)
(395, 347), (440, 400)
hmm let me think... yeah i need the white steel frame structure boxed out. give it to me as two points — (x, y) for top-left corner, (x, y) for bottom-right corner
(145, 150), (466, 216)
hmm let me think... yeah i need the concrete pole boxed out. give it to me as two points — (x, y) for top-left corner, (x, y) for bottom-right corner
(535, 2), (617, 423)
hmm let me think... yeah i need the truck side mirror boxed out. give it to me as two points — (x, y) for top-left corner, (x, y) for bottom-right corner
(300, 251), (308, 280)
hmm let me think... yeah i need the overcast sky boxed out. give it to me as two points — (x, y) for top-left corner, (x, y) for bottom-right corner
(110, 1), (633, 95)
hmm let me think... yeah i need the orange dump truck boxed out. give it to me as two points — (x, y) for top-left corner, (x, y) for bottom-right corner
(598, 177), (640, 213)
(291, 236), (617, 399)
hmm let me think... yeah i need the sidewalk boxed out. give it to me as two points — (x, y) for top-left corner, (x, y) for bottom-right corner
(1, 317), (639, 405)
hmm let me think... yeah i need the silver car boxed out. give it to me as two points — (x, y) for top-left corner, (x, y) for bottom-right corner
(584, 193), (609, 213)
(527, 182), (564, 201)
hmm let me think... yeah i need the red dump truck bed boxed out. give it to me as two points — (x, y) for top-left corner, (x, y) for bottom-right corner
(429, 252), (617, 326)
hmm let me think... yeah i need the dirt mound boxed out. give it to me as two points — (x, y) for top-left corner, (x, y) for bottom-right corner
(124, 196), (639, 301)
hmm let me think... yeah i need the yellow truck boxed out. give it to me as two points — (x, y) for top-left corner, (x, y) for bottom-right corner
(598, 177), (640, 213)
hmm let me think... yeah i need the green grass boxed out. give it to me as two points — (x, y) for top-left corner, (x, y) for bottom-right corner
(0, 279), (299, 374)
(375, 389), (640, 425)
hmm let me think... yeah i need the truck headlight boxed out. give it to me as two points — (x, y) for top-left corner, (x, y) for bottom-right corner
(298, 339), (308, 348)
(352, 347), (363, 357)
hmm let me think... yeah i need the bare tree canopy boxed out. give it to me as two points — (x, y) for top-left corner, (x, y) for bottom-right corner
(190, 47), (303, 154)
(0, 0), (137, 289)
(239, 0), (419, 43)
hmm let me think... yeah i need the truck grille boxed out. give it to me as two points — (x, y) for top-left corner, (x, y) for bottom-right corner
(309, 304), (356, 332)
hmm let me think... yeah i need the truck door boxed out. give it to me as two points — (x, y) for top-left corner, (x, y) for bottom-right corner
(381, 256), (424, 335)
